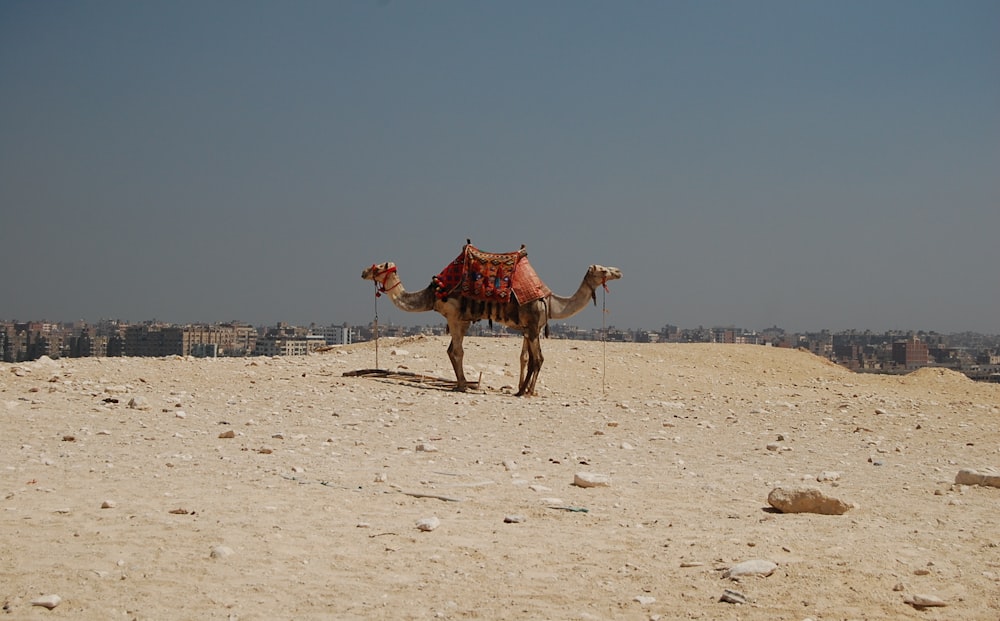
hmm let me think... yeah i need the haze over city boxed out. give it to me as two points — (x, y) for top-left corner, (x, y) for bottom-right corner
(2, 1), (997, 334)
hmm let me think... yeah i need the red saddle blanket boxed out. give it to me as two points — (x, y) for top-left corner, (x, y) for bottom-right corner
(433, 244), (551, 304)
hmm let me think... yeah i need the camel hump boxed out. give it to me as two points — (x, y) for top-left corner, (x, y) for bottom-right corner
(434, 243), (547, 303)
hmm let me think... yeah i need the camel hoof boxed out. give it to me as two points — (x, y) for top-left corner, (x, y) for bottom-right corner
(453, 385), (468, 393)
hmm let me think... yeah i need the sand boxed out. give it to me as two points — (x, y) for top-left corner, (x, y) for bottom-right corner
(2, 336), (999, 620)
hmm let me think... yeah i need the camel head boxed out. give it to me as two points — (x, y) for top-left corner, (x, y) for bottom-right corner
(586, 264), (623, 304)
(361, 262), (400, 296)
(361, 262), (396, 282)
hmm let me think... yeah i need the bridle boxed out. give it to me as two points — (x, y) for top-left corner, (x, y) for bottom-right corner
(369, 263), (400, 297)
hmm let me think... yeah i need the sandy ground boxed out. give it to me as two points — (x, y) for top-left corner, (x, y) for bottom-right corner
(2, 336), (999, 620)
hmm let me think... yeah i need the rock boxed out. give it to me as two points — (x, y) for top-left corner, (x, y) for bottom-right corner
(100, 500), (116, 509)
(719, 589), (748, 605)
(127, 396), (149, 410)
(904, 594), (947, 608)
(955, 467), (1000, 488)
(725, 559), (778, 578)
(767, 485), (854, 515)
(416, 516), (441, 532)
(633, 595), (656, 605)
(31, 594), (62, 609)
(218, 430), (236, 439)
(817, 471), (841, 482)
(503, 514), (526, 523)
(573, 472), (611, 488)
(416, 443), (438, 452)
(210, 545), (234, 559)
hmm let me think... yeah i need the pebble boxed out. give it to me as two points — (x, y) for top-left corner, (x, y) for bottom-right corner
(218, 430), (236, 439)
(210, 545), (234, 559)
(416, 443), (438, 452)
(503, 514), (526, 524)
(955, 467), (1000, 488)
(767, 485), (854, 515)
(100, 500), (116, 509)
(725, 559), (778, 578)
(416, 516), (441, 532)
(633, 595), (655, 605)
(31, 594), (62, 609)
(904, 594), (947, 608)
(719, 589), (748, 605)
(573, 472), (611, 488)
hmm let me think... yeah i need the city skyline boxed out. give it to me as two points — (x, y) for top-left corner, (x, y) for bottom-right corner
(2, 2), (998, 334)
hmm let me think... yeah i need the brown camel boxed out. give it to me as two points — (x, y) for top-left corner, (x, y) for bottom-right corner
(361, 254), (622, 396)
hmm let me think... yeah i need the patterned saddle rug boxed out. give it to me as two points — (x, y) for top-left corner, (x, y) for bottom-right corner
(433, 243), (551, 304)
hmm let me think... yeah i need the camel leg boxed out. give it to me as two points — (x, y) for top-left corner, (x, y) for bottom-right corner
(447, 320), (471, 392)
(516, 333), (544, 397)
(518, 336), (529, 391)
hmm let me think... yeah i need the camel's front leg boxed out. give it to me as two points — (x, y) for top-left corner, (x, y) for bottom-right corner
(446, 321), (470, 391)
(518, 336), (529, 391)
(516, 334), (544, 397)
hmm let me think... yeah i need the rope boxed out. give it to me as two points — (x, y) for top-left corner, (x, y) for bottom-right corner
(373, 282), (380, 370)
(602, 284), (607, 396)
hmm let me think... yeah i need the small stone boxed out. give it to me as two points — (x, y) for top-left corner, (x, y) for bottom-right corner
(766, 443), (780, 451)
(31, 594), (62, 609)
(955, 467), (1000, 488)
(62, 435), (76, 442)
(620, 442), (634, 450)
(100, 500), (116, 509)
(633, 595), (655, 605)
(905, 594), (947, 608)
(573, 472), (611, 488)
(374, 472), (387, 483)
(416, 443), (438, 452)
(725, 559), (778, 578)
(128, 396), (149, 410)
(174, 411), (186, 419)
(719, 589), (748, 605)
(416, 516), (440, 532)
(503, 514), (526, 524)
(767, 485), (854, 515)
(210, 545), (234, 559)
(817, 471), (841, 482)
(218, 430), (236, 439)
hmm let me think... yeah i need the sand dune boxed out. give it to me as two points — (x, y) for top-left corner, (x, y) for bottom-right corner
(2, 336), (999, 620)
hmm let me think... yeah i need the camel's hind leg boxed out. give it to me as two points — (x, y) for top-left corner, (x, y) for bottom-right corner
(447, 320), (471, 391)
(516, 333), (544, 396)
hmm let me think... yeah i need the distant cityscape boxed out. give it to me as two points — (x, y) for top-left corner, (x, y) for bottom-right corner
(2, 318), (999, 383)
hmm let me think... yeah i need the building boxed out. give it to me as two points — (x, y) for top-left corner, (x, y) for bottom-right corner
(309, 323), (353, 346)
(892, 336), (929, 369)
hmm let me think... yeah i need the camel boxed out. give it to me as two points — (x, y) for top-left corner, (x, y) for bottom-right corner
(361, 247), (621, 396)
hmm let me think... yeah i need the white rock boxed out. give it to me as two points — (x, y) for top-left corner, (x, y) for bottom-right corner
(31, 594), (62, 609)
(573, 472), (611, 488)
(905, 594), (947, 608)
(416, 516), (441, 531)
(416, 443), (438, 452)
(210, 545), (234, 559)
(633, 595), (656, 605)
(725, 559), (778, 578)
(503, 514), (526, 523)
(100, 500), (116, 509)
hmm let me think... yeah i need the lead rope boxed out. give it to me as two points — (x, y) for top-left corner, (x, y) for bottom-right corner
(372, 281), (380, 370)
(602, 280), (608, 396)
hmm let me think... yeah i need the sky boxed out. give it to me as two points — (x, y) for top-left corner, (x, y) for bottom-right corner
(2, 1), (998, 334)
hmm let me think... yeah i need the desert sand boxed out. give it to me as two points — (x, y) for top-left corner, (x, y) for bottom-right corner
(2, 336), (999, 620)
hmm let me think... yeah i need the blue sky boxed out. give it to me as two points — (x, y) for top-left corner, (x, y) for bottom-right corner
(2, 1), (998, 333)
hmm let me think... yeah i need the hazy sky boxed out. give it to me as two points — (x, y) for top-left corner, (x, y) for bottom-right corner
(2, 1), (998, 333)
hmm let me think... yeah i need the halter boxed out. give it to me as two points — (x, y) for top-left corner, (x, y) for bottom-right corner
(369, 264), (400, 297)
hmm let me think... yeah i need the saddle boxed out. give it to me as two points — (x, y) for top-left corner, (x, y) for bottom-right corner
(433, 243), (551, 304)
